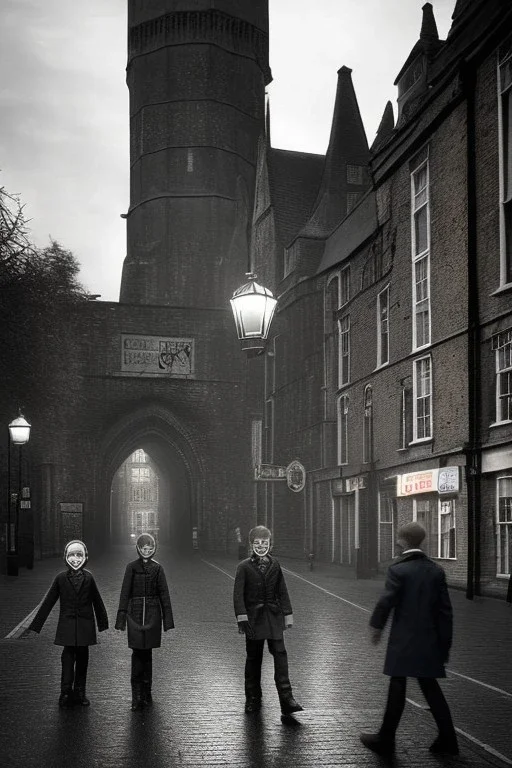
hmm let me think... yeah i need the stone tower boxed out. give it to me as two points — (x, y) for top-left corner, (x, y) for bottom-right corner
(120, 1), (271, 306)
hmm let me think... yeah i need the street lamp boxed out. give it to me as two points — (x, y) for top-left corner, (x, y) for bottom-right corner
(7, 412), (31, 576)
(230, 272), (277, 354)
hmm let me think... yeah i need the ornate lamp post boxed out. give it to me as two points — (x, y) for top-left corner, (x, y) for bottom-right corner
(230, 272), (277, 354)
(7, 412), (31, 576)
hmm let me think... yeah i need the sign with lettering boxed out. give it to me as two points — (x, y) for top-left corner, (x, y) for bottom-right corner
(254, 464), (286, 481)
(121, 335), (194, 377)
(397, 467), (460, 497)
(346, 476), (366, 492)
(286, 460), (306, 492)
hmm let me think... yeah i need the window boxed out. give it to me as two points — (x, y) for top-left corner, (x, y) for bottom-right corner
(414, 498), (456, 559)
(413, 356), (432, 440)
(499, 51), (512, 285)
(132, 449), (146, 463)
(399, 384), (413, 449)
(378, 492), (397, 562)
(493, 329), (512, 422)
(338, 316), (350, 386)
(497, 477), (512, 575)
(131, 467), (150, 480)
(337, 395), (349, 465)
(347, 164), (364, 185)
(340, 266), (350, 307)
(347, 192), (360, 214)
(411, 160), (431, 349)
(363, 385), (373, 463)
(377, 285), (389, 367)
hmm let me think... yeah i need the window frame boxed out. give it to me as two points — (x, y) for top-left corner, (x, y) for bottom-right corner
(376, 284), (390, 368)
(412, 355), (433, 442)
(337, 395), (349, 466)
(413, 497), (456, 560)
(498, 50), (512, 288)
(411, 159), (431, 351)
(497, 476), (512, 576)
(338, 315), (350, 387)
(494, 329), (512, 424)
(362, 384), (373, 464)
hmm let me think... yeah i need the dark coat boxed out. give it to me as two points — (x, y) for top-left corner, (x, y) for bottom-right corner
(233, 555), (293, 641)
(370, 551), (452, 678)
(29, 569), (108, 646)
(115, 558), (174, 649)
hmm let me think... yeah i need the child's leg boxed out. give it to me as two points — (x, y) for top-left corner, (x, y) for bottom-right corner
(142, 649), (153, 705)
(74, 647), (90, 706)
(268, 638), (303, 713)
(131, 649), (145, 710)
(60, 646), (76, 707)
(244, 638), (264, 706)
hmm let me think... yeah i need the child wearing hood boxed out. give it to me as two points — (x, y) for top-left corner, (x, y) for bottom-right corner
(115, 533), (174, 710)
(27, 539), (109, 707)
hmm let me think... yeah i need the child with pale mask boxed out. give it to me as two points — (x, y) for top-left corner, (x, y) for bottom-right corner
(26, 539), (109, 707)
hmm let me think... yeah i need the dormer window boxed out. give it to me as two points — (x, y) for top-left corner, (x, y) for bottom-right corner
(398, 55), (425, 97)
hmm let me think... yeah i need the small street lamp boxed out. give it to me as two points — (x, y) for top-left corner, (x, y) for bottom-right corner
(230, 272), (277, 354)
(7, 412), (31, 576)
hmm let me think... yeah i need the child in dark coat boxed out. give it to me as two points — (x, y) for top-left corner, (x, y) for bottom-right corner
(360, 521), (458, 756)
(115, 533), (174, 711)
(233, 525), (303, 715)
(28, 539), (109, 707)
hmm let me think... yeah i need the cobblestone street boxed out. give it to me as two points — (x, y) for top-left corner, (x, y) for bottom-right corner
(0, 548), (511, 768)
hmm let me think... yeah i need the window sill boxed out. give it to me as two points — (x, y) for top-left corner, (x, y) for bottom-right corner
(374, 361), (389, 372)
(396, 448), (408, 452)
(491, 283), (512, 297)
(496, 574), (511, 580)
(408, 438), (433, 446)
(412, 344), (431, 354)
(489, 420), (512, 428)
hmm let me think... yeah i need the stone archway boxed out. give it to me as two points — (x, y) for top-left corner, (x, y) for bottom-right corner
(95, 402), (205, 553)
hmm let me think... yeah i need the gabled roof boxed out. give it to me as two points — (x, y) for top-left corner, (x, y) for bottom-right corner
(267, 147), (324, 247)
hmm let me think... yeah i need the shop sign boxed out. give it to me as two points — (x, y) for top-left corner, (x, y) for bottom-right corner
(286, 460), (306, 492)
(397, 467), (460, 497)
(346, 476), (366, 492)
(254, 464), (286, 481)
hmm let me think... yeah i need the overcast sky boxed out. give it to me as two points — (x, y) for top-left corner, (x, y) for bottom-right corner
(0, 0), (456, 301)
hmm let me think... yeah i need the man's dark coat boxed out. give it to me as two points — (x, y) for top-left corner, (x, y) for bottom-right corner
(115, 558), (174, 649)
(370, 551), (452, 678)
(233, 555), (292, 640)
(30, 569), (108, 646)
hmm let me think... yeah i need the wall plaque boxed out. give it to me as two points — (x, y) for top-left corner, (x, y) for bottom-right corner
(121, 334), (195, 377)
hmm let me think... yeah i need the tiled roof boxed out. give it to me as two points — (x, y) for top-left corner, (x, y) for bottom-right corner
(267, 147), (324, 247)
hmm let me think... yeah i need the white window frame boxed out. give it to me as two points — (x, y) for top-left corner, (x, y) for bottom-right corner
(498, 50), (512, 288)
(362, 384), (373, 464)
(413, 497), (456, 559)
(376, 284), (390, 368)
(337, 395), (349, 465)
(340, 265), (350, 307)
(497, 476), (512, 576)
(338, 315), (350, 387)
(378, 491), (396, 562)
(411, 159), (431, 351)
(412, 355), (432, 442)
(493, 329), (512, 424)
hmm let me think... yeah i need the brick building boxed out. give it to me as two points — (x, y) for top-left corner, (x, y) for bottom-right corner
(251, 0), (512, 598)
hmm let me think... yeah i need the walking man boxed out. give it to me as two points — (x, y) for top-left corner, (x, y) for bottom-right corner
(360, 521), (458, 756)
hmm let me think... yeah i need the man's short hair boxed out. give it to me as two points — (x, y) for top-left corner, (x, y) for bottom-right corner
(249, 525), (271, 542)
(398, 521), (426, 548)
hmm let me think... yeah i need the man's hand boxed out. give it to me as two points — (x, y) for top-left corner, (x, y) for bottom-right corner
(370, 627), (382, 645)
(238, 620), (254, 639)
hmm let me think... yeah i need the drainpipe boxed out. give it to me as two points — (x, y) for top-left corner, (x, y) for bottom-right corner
(463, 60), (482, 600)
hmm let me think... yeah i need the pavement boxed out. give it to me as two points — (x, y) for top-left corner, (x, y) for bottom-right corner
(0, 546), (511, 768)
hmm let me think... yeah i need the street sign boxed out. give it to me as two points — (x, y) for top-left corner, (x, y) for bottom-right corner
(286, 460), (306, 492)
(254, 464), (286, 481)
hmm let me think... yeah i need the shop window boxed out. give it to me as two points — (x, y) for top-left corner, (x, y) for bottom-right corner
(337, 395), (349, 465)
(378, 491), (397, 561)
(498, 50), (512, 286)
(439, 500), (456, 559)
(497, 476), (512, 575)
(493, 329), (512, 422)
(411, 159), (431, 350)
(414, 497), (456, 559)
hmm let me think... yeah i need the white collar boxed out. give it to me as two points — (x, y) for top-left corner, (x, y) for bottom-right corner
(402, 548), (424, 554)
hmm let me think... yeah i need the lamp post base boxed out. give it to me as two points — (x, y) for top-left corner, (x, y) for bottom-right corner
(6, 552), (19, 576)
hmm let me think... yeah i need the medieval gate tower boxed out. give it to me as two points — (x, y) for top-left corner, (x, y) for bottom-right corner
(29, 1), (272, 558)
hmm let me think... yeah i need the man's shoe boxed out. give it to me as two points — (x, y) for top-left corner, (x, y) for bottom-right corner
(245, 698), (261, 713)
(360, 732), (395, 756)
(429, 736), (459, 755)
(73, 686), (90, 706)
(280, 696), (303, 715)
(58, 689), (74, 708)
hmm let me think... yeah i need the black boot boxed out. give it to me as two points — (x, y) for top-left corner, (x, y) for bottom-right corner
(279, 694), (303, 715)
(74, 685), (90, 706)
(245, 697), (262, 713)
(131, 683), (144, 711)
(58, 686), (74, 708)
(142, 681), (153, 707)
